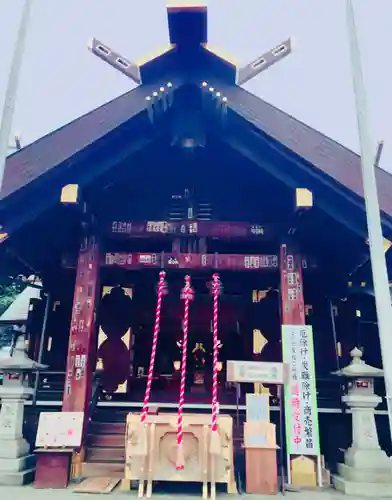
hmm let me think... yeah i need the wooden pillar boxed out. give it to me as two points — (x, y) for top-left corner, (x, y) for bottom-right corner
(62, 237), (100, 412)
(280, 242), (321, 486)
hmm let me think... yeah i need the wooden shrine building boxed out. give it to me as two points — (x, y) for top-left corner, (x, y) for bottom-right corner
(1, 3), (392, 479)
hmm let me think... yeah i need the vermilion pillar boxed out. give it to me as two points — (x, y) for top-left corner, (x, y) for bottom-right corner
(279, 243), (305, 325)
(62, 237), (100, 412)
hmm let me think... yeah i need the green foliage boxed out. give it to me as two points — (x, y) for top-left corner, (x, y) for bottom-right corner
(0, 325), (14, 348)
(0, 281), (24, 317)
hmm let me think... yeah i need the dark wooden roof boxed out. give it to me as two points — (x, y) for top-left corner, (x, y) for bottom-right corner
(221, 83), (392, 219)
(2, 79), (392, 221)
(2, 1), (391, 235)
(0, 81), (164, 200)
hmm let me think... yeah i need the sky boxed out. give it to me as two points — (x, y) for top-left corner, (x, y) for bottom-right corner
(0, 0), (390, 171)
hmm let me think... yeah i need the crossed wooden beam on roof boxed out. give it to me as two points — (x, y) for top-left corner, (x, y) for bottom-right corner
(89, 39), (142, 85)
(236, 38), (292, 85)
(88, 37), (292, 87)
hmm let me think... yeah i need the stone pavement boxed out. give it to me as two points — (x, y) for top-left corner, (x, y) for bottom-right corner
(0, 485), (385, 500)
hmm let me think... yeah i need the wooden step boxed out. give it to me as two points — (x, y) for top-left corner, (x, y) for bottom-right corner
(90, 422), (126, 434)
(92, 410), (129, 423)
(87, 433), (125, 448)
(80, 461), (124, 479)
(86, 447), (125, 462)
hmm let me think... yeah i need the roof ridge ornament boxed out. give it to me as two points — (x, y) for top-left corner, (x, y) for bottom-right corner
(236, 38), (293, 86)
(89, 39), (141, 85)
(89, 5), (293, 87)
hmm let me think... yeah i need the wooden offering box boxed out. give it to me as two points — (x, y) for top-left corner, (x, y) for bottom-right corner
(124, 413), (236, 497)
(34, 449), (73, 489)
(244, 421), (279, 495)
(245, 447), (278, 495)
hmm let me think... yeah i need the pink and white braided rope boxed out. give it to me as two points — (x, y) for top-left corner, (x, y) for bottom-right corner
(211, 273), (220, 433)
(141, 270), (166, 423)
(176, 275), (191, 469)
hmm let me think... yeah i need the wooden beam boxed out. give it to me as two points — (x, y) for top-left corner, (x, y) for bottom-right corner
(0, 134), (153, 243)
(222, 130), (369, 239)
(104, 252), (279, 271)
(106, 220), (277, 239)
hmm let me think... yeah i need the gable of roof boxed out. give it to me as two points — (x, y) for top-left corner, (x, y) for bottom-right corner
(0, 81), (165, 200)
(221, 83), (392, 220)
(3, 1), (391, 223)
(2, 78), (392, 225)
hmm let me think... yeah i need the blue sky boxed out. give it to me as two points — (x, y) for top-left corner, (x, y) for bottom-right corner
(0, 0), (390, 171)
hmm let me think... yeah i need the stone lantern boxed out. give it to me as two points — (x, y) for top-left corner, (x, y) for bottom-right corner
(0, 333), (47, 485)
(332, 347), (392, 497)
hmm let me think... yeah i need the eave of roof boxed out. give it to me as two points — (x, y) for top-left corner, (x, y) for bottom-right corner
(2, 77), (392, 233)
(219, 83), (392, 221)
(0, 80), (181, 201)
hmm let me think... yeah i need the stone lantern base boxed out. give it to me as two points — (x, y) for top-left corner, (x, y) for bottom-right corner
(333, 462), (392, 497)
(333, 444), (392, 495)
(0, 335), (48, 485)
(0, 399), (35, 486)
(332, 348), (392, 497)
(0, 453), (35, 486)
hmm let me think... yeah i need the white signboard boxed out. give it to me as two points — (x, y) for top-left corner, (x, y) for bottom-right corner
(227, 360), (287, 384)
(282, 325), (320, 456)
(36, 412), (84, 448)
(246, 393), (270, 422)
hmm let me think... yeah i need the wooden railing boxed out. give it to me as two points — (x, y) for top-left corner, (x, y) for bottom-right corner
(71, 373), (102, 477)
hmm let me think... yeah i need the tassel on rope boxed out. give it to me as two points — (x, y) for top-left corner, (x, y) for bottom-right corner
(135, 271), (166, 456)
(210, 273), (221, 456)
(176, 275), (193, 470)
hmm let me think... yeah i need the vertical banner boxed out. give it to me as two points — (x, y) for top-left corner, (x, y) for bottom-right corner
(282, 324), (320, 456)
(63, 237), (100, 412)
(280, 242), (321, 480)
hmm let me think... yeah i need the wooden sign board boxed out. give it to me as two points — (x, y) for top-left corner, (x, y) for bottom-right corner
(244, 421), (277, 448)
(246, 394), (270, 422)
(227, 360), (287, 385)
(36, 412), (84, 448)
(291, 455), (317, 487)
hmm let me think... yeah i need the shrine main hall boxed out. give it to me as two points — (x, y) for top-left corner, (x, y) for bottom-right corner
(1, 2), (392, 492)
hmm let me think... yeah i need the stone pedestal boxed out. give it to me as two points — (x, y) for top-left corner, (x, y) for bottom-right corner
(0, 335), (47, 485)
(0, 374), (35, 485)
(332, 347), (392, 497)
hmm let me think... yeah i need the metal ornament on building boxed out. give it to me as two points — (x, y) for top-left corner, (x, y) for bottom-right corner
(346, 281), (374, 297)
